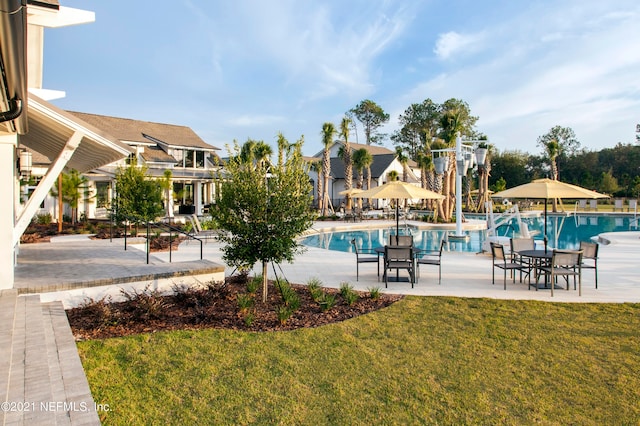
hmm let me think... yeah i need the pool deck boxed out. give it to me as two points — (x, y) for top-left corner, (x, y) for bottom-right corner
(142, 219), (640, 304)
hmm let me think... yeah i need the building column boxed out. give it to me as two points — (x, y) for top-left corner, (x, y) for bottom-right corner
(0, 134), (17, 289)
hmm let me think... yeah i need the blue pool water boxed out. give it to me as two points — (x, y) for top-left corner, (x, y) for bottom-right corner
(301, 214), (639, 253)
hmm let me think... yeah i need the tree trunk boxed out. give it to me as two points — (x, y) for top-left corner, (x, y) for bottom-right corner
(262, 261), (268, 303)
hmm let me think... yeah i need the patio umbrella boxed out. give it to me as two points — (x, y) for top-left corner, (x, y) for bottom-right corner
(339, 188), (364, 209)
(491, 178), (608, 252)
(355, 181), (444, 238)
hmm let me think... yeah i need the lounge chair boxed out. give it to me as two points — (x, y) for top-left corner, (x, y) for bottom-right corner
(589, 199), (598, 211)
(416, 239), (445, 284)
(351, 239), (379, 281)
(578, 199), (587, 211)
(490, 242), (526, 290)
(188, 214), (217, 243)
(628, 199), (638, 213)
(383, 246), (415, 288)
(614, 199), (623, 212)
(579, 241), (599, 288)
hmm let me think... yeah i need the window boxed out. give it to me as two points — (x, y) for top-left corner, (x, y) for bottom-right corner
(196, 151), (205, 168)
(184, 150), (194, 168)
(96, 182), (110, 208)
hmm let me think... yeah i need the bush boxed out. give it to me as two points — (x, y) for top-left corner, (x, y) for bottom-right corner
(340, 282), (358, 306)
(34, 213), (52, 225)
(368, 287), (381, 300)
(275, 278), (300, 311)
(318, 292), (337, 312)
(307, 277), (324, 302)
(237, 293), (254, 313)
(120, 285), (170, 320)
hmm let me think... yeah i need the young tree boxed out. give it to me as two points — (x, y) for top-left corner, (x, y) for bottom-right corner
(112, 164), (165, 224)
(212, 137), (315, 303)
(50, 169), (92, 224)
(349, 99), (390, 145)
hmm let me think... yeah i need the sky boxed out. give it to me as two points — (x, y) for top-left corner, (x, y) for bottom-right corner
(43, 0), (640, 157)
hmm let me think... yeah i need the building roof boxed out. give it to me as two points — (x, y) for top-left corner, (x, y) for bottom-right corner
(19, 94), (132, 173)
(68, 111), (220, 151)
(140, 146), (177, 164)
(328, 154), (397, 180)
(312, 141), (394, 158)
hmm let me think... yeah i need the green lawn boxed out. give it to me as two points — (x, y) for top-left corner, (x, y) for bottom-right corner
(78, 297), (640, 425)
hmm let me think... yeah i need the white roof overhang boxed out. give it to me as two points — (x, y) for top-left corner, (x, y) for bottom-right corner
(19, 93), (132, 172)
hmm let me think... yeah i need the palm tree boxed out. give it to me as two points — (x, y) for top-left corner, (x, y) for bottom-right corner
(340, 117), (353, 210)
(276, 132), (288, 168)
(545, 139), (560, 212)
(320, 122), (335, 216)
(545, 140), (560, 181)
(415, 151), (433, 209)
(352, 148), (370, 189)
(395, 146), (409, 182)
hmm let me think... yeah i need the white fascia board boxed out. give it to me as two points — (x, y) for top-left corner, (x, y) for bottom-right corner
(28, 6), (95, 28)
(28, 88), (66, 101)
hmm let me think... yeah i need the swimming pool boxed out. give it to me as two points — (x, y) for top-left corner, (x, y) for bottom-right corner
(301, 214), (639, 253)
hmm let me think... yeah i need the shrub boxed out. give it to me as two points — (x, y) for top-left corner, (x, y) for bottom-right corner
(120, 285), (170, 320)
(76, 296), (117, 327)
(276, 305), (294, 325)
(368, 287), (381, 300)
(307, 277), (324, 302)
(237, 293), (254, 313)
(318, 292), (337, 312)
(275, 278), (300, 310)
(339, 282), (353, 298)
(247, 276), (261, 295)
(34, 213), (52, 225)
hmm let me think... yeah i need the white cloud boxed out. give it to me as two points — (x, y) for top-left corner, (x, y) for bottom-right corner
(433, 31), (484, 60)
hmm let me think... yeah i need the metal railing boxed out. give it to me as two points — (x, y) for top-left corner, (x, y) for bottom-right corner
(109, 213), (204, 264)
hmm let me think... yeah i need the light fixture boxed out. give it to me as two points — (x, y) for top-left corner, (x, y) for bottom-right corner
(18, 148), (32, 179)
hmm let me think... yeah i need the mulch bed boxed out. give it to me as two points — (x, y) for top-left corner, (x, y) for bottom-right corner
(66, 275), (402, 340)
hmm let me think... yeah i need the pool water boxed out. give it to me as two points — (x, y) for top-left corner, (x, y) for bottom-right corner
(301, 214), (638, 253)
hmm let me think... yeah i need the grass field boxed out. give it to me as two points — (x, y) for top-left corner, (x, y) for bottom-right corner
(78, 297), (640, 425)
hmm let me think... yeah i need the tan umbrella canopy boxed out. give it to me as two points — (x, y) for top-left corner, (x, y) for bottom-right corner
(338, 188), (364, 196)
(355, 181), (444, 237)
(492, 178), (607, 200)
(492, 178), (608, 251)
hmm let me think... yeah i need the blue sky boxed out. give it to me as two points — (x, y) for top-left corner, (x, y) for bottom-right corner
(44, 0), (639, 157)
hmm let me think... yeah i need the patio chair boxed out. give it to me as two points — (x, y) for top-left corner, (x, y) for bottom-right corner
(628, 199), (638, 213)
(388, 235), (413, 247)
(536, 249), (583, 296)
(613, 199), (624, 212)
(510, 237), (535, 282)
(351, 239), (379, 281)
(188, 214), (217, 243)
(416, 239), (445, 284)
(490, 242), (526, 290)
(383, 246), (415, 288)
(589, 199), (598, 211)
(578, 199), (587, 210)
(579, 241), (599, 288)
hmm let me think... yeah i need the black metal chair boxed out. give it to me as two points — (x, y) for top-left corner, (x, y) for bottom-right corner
(490, 242), (526, 290)
(579, 241), (599, 288)
(416, 239), (445, 284)
(388, 234), (413, 247)
(351, 239), (379, 281)
(537, 249), (583, 296)
(510, 237), (535, 282)
(383, 246), (415, 288)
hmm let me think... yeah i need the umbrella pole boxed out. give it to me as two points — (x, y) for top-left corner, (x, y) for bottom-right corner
(544, 200), (548, 253)
(396, 200), (400, 243)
